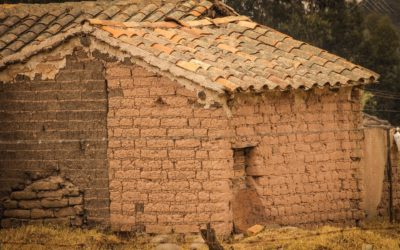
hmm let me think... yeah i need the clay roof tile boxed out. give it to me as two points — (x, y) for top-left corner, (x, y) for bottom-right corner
(0, 0), (379, 92)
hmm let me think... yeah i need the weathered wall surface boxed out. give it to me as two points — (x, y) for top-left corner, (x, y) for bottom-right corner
(106, 62), (365, 234)
(377, 129), (400, 220)
(361, 128), (387, 219)
(0, 49), (110, 227)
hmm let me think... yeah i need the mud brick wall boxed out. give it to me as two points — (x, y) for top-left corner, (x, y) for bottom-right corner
(106, 62), (365, 235)
(0, 50), (110, 227)
(232, 89), (364, 228)
(1, 176), (83, 228)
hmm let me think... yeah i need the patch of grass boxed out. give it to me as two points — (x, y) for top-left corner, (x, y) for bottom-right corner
(226, 220), (400, 250)
(0, 225), (126, 250)
(0, 220), (399, 250)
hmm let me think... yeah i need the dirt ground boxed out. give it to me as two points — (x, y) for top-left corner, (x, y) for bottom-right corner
(0, 220), (399, 250)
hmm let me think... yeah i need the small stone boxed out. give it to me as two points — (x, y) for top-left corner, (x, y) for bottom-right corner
(190, 243), (209, 250)
(233, 234), (244, 241)
(151, 234), (169, 244)
(362, 244), (373, 250)
(246, 224), (264, 236)
(192, 235), (205, 244)
(71, 216), (83, 226)
(155, 243), (181, 250)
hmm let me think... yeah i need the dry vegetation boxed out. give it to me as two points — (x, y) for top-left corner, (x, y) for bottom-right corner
(0, 220), (399, 250)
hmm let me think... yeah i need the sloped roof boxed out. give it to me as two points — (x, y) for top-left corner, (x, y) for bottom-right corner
(0, 0), (224, 59)
(0, 0), (379, 94)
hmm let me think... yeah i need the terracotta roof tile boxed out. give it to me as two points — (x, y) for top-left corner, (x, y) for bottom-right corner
(177, 60), (200, 72)
(217, 43), (238, 54)
(237, 20), (258, 29)
(0, 0), (216, 60)
(0, 1), (379, 93)
(216, 77), (237, 91)
(152, 43), (174, 55)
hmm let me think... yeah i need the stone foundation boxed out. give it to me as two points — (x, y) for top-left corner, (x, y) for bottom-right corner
(1, 176), (84, 228)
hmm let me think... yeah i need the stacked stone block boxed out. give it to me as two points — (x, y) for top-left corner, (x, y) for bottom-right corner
(1, 176), (84, 228)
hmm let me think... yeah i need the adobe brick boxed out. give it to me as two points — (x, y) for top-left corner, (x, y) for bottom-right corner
(169, 150), (195, 159)
(141, 149), (167, 159)
(202, 181), (230, 192)
(175, 139), (201, 148)
(133, 76), (157, 87)
(149, 86), (176, 96)
(134, 98), (154, 106)
(176, 87), (197, 98)
(208, 128), (235, 138)
(168, 170), (196, 180)
(236, 126), (255, 136)
(162, 181), (190, 191)
(170, 204), (197, 213)
(209, 150), (232, 159)
(113, 149), (140, 158)
(141, 170), (165, 180)
(202, 160), (230, 170)
(196, 150), (209, 159)
(131, 66), (157, 77)
(123, 88), (149, 97)
(194, 128), (208, 137)
(163, 96), (188, 106)
(175, 160), (201, 169)
(146, 139), (174, 148)
(175, 192), (197, 202)
(201, 119), (228, 128)
(133, 117), (160, 128)
(149, 192), (175, 202)
(106, 67), (131, 77)
(167, 128), (193, 137)
(141, 128), (166, 137)
(161, 118), (187, 127)
(115, 108), (140, 117)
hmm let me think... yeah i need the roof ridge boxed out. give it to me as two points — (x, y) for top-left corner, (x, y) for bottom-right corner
(86, 15), (251, 29)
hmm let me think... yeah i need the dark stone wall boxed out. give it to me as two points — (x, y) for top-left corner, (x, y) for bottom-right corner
(0, 50), (110, 228)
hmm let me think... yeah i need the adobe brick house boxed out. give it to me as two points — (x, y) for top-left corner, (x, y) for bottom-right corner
(0, 0), (382, 234)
